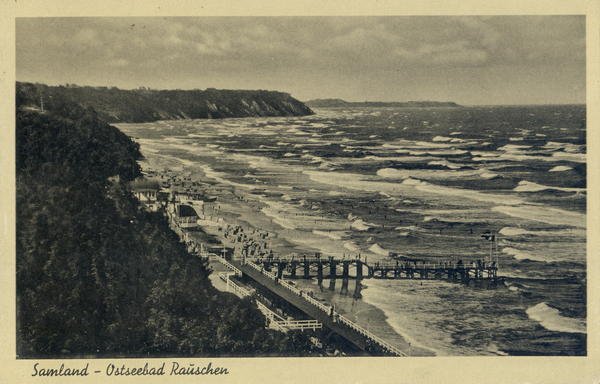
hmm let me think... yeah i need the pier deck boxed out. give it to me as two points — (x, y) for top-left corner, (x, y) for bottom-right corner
(229, 259), (372, 354)
(247, 257), (498, 284)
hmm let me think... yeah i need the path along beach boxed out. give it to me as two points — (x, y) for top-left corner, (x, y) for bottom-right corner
(140, 154), (437, 357)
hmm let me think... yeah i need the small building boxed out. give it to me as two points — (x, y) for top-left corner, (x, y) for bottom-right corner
(177, 204), (200, 228)
(128, 178), (161, 210)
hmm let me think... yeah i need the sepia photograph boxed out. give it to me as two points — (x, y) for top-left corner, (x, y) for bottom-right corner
(2, 1), (599, 383)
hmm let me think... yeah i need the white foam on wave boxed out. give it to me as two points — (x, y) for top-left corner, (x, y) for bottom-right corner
(526, 303), (586, 334)
(413, 179), (524, 206)
(200, 165), (262, 191)
(411, 149), (470, 156)
(395, 225), (421, 231)
(470, 151), (500, 158)
(473, 152), (586, 164)
(304, 170), (526, 207)
(313, 230), (343, 240)
(543, 142), (585, 153)
(419, 141), (457, 148)
(428, 160), (462, 169)
(344, 242), (360, 252)
(549, 165), (573, 172)
(493, 205), (586, 228)
(551, 152), (586, 163)
(502, 245), (585, 263)
(309, 123), (331, 128)
(502, 247), (537, 261)
(432, 136), (452, 142)
(513, 180), (584, 193)
(480, 172), (499, 179)
(351, 219), (377, 231)
(359, 280), (452, 356)
(368, 244), (390, 256)
(499, 227), (585, 237)
(377, 168), (480, 181)
(498, 144), (532, 152)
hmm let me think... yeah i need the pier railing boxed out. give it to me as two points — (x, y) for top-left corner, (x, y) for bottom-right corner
(219, 271), (321, 332)
(244, 260), (406, 356)
(335, 314), (407, 356)
(216, 257), (243, 277)
(245, 259), (333, 311)
(219, 272), (250, 297)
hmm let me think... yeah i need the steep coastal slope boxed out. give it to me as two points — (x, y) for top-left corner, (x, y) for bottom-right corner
(17, 82), (314, 123)
(15, 91), (315, 358)
(305, 99), (461, 108)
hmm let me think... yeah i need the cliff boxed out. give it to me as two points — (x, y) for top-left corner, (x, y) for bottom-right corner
(305, 99), (461, 108)
(16, 92), (316, 358)
(17, 82), (314, 123)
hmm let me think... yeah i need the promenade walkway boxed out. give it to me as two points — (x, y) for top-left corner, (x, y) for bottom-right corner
(228, 259), (407, 356)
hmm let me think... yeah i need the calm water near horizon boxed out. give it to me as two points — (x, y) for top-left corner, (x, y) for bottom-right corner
(117, 105), (586, 356)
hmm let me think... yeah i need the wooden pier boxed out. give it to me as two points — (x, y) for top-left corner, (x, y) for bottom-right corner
(209, 254), (498, 356)
(248, 256), (498, 284)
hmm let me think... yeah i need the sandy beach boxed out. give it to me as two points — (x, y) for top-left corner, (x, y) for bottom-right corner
(138, 154), (434, 357)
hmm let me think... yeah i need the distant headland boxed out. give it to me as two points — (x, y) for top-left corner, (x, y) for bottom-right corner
(16, 82), (314, 124)
(304, 99), (461, 108)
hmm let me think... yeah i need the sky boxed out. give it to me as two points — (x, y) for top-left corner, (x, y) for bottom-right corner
(16, 16), (586, 105)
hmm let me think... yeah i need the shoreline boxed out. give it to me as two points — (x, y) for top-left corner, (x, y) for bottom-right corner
(139, 154), (435, 357)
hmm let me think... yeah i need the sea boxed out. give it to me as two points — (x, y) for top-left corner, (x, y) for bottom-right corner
(117, 104), (587, 356)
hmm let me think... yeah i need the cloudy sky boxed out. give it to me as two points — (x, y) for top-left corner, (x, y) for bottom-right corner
(16, 16), (586, 105)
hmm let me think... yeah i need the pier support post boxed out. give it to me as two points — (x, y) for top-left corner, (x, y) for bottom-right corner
(290, 262), (297, 278)
(356, 260), (363, 279)
(353, 279), (362, 299)
(340, 262), (349, 295)
(340, 278), (349, 295)
(329, 278), (336, 291)
(277, 262), (285, 280)
(317, 262), (323, 286)
(342, 261), (349, 278)
(329, 260), (337, 279)
(329, 259), (337, 291)
(304, 260), (310, 279)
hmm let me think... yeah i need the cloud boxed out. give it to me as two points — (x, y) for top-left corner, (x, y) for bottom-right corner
(394, 40), (488, 66)
(15, 16), (585, 105)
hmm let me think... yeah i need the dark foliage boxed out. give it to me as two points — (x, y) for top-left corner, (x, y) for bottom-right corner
(17, 82), (313, 124)
(16, 90), (314, 358)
